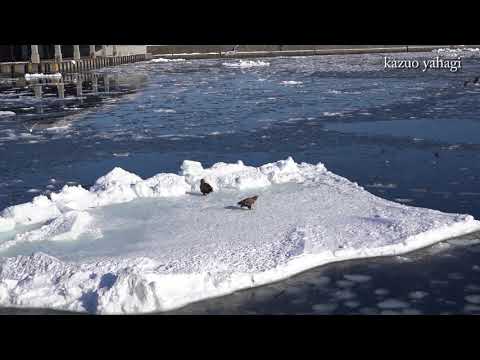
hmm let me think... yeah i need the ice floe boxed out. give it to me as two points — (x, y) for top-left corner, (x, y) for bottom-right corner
(0, 157), (479, 314)
(222, 60), (270, 68)
(0, 111), (16, 117)
(281, 80), (303, 85)
(150, 58), (187, 63)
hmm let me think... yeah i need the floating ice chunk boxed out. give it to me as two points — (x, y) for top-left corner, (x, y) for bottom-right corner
(359, 307), (378, 315)
(344, 274), (372, 283)
(284, 286), (303, 295)
(447, 272), (464, 280)
(305, 275), (331, 286)
(409, 291), (429, 300)
(336, 280), (355, 288)
(153, 108), (176, 113)
(380, 310), (401, 315)
(281, 80), (303, 85)
(222, 60), (270, 68)
(0, 111), (15, 117)
(150, 58), (187, 63)
(312, 303), (338, 313)
(333, 289), (357, 300)
(402, 308), (423, 315)
(366, 183), (397, 189)
(322, 112), (343, 117)
(344, 300), (360, 308)
(465, 295), (480, 304)
(377, 299), (409, 309)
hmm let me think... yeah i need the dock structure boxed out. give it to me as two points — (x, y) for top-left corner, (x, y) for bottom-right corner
(0, 45), (152, 76)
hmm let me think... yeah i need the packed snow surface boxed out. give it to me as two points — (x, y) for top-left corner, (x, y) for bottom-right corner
(0, 157), (479, 314)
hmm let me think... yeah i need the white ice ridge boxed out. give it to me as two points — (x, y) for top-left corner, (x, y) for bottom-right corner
(222, 60), (270, 68)
(0, 157), (479, 314)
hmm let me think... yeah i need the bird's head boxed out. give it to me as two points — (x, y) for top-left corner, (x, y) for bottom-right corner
(252, 196), (259, 200)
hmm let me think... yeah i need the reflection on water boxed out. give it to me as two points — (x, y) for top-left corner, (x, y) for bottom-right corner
(0, 71), (148, 125)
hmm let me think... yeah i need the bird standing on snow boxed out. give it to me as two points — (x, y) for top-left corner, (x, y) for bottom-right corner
(200, 179), (213, 196)
(238, 195), (258, 210)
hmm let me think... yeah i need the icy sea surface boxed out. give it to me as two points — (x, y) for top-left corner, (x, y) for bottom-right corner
(1, 51), (480, 314)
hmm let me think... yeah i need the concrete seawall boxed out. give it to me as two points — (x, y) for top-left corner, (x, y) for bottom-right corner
(147, 45), (470, 60)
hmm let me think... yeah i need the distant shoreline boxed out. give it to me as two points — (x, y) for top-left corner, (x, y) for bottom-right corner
(148, 45), (469, 60)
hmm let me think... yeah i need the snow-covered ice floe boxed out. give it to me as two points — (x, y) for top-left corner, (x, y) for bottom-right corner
(222, 60), (270, 68)
(0, 157), (479, 314)
(24, 73), (62, 80)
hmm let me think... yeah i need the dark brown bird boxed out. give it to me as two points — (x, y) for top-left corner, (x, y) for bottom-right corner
(237, 195), (258, 210)
(200, 179), (213, 195)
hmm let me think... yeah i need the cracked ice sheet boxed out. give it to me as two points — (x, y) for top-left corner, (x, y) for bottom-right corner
(0, 157), (479, 314)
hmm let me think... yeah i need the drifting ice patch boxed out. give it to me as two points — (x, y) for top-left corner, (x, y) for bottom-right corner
(281, 80), (303, 85)
(153, 109), (176, 113)
(0, 157), (479, 314)
(222, 60), (270, 68)
(0, 111), (16, 117)
(150, 58), (187, 63)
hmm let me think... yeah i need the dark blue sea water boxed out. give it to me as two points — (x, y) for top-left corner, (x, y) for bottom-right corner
(1, 51), (480, 314)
